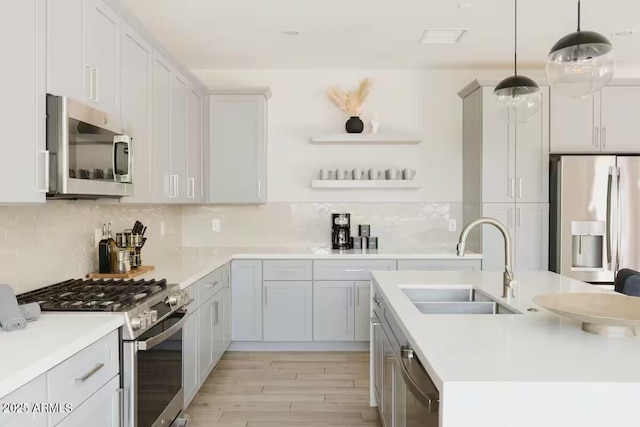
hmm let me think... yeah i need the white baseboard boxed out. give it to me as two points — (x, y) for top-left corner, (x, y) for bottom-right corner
(228, 341), (370, 352)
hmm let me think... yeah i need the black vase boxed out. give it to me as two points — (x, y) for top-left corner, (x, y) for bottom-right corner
(345, 116), (364, 134)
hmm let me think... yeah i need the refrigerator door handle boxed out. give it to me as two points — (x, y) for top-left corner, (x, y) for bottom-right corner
(606, 167), (614, 269)
(616, 168), (622, 274)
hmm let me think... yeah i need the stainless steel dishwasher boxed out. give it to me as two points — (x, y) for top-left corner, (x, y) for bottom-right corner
(373, 293), (439, 427)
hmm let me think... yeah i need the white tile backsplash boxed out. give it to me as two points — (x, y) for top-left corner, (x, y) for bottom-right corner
(0, 202), (182, 294)
(181, 202), (462, 251)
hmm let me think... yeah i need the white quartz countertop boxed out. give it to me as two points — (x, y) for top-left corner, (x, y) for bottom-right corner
(0, 314), (123, 398)
(141, 247), (481, 289)
(371, 270), (640, 390)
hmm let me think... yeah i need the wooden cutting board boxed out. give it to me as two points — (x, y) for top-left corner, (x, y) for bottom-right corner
(87, 265), (155, 279)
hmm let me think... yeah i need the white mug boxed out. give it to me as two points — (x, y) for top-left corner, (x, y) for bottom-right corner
(369, 168), (382, 180)
(336, 168), (349, 180)
(319, 168), (329, 180)
(403, 169), (417, 180)
(386, 168), (400, 180)
(328, 170), (337, 180)
(352, 168), (364, 180)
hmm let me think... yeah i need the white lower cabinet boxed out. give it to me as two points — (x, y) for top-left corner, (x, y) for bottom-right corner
(354, 282), (371, 342)
(183, 309), (198, 407)
(263, 281), (312, 342)
(313, 281), (355, 341)
(197, 294), (214, 384)
(231, 260), (263, 341)
(0, 375), (47, 427)
(482, 203), (549, 271)
(211, 290), (225, 363)
(55, 375), (120, 427)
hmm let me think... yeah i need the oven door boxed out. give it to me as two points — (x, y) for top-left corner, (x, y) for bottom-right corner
(123, 311), (185, 427)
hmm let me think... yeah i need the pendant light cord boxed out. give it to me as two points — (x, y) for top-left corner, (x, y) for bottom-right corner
(577, 0), (581, 31)
(513, 0), (518, 76)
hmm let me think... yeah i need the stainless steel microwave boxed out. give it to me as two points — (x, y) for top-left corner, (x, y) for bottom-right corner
(46, 94), (133, 199)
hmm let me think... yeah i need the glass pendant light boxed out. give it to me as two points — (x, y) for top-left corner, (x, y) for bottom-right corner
(494, 0), (541, 124)
(546, 0), (614, 98)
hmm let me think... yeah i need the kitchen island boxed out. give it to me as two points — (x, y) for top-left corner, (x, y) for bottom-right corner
(371, 270), (640, 427)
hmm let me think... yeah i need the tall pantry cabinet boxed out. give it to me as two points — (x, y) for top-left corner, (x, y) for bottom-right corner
(459, 80), (550, 271)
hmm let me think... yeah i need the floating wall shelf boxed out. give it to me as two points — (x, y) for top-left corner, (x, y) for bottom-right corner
(310, 134), (421, 145)
(311, 180), (420, 189)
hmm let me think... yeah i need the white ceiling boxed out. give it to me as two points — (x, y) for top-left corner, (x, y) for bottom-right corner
(119, 0), (640, 69)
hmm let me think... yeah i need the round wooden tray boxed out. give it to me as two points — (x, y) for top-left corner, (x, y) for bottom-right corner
(533, 292), (640, 337)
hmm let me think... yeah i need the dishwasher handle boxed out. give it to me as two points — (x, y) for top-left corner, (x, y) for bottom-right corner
(398, 346), (440, 413)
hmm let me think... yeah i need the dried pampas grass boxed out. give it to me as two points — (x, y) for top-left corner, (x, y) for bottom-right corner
(326, 78), (373, 116)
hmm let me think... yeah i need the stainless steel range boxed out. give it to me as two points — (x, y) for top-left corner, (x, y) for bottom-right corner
(18, 278), (190, 427)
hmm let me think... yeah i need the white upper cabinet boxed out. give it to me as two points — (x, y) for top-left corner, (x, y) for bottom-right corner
(551, 85), (640, 154)
(515, 86), (550, 203)
(481, 87), (515, 203)
(83, 0), (120, 117)
(479, 86), (550, 204)
(170, 71), (189, 202)
(47, 0), (120, 118)
(209, 92), (269, 204)
(151, 51), (173, 202)
(600, 86), (640, 153)
(120, 24), (152, 203)
(187, 89), (204, 203)
(0, 0), (47, 203)
(550, 91), (598, 153)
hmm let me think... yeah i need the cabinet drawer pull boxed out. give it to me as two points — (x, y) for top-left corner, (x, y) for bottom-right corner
(76, 363), (104, 383)
(278, 268), (299, 273)
(206, 281), (219, 289)
(344, 269), (365, 273)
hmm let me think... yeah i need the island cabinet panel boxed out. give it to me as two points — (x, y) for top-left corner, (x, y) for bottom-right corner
(313, 281), (355, 341)
(0, 375), (47, 427)
(372, 321), (384, 406)
(55, 375), (120, 427)
(198, 287), (226, 384)
(231, 260), (263, 341)
(397, 259), (482, 271)
(263, 281), (313, 341)
(354, 281), (372, 342)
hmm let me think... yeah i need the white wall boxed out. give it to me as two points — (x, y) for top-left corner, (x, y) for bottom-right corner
(194, 68), (501, 203)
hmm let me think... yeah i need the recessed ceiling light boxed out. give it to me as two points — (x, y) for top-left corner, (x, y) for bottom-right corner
(457, 3), (472, 8)
(419, 28), (467, 44)
(611, 29), (636, 37)
(283, 30), (299, 36)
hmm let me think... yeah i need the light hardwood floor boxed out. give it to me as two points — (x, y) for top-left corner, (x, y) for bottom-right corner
(186, 351), (381, 427)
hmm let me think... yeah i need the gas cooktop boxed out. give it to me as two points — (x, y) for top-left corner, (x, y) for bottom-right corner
(17, 278), (170, 312)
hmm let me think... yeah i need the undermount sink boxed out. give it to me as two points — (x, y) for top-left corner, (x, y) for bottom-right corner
(401, 285), (519, 315)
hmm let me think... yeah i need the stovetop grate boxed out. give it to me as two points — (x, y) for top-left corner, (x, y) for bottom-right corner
(17, 278), (168, 312)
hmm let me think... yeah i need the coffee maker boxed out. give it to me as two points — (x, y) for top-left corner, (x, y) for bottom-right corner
(332, 213), (351, 250)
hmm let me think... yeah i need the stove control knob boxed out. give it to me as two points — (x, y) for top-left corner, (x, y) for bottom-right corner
(166, 293), (179, 306)
(143, 310), (153, 324)
(131, 315), (146, 331)
(150, 310), (158, 322)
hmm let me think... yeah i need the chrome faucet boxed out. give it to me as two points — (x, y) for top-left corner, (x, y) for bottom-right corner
(456, 217), (516, 299)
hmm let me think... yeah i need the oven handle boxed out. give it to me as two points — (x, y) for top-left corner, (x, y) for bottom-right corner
(137, 314), (187, 351)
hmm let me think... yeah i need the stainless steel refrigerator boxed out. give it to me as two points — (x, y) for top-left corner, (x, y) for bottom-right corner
(550, 155), (640, 283)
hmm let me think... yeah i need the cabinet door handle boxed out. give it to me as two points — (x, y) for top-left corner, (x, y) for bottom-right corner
(37, 150), (49, 193)
(509, 178), (515, 199)
(93, 67), (99, 102)
(214, 301), (219, 325)
(171, 175), (178, 198)
(356, 287), (360, 306)
(594, 127), (600, 147)
(76, 363), (104, 383)
(84, 65), (93, 100)
(516, 207), (521, 228)
(517, 178), (522, 199)
(602, 127), (607, 148)
(257, 180), (261, 199)
(264, 288), (268, 307)
(188, 178), (195, 199)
